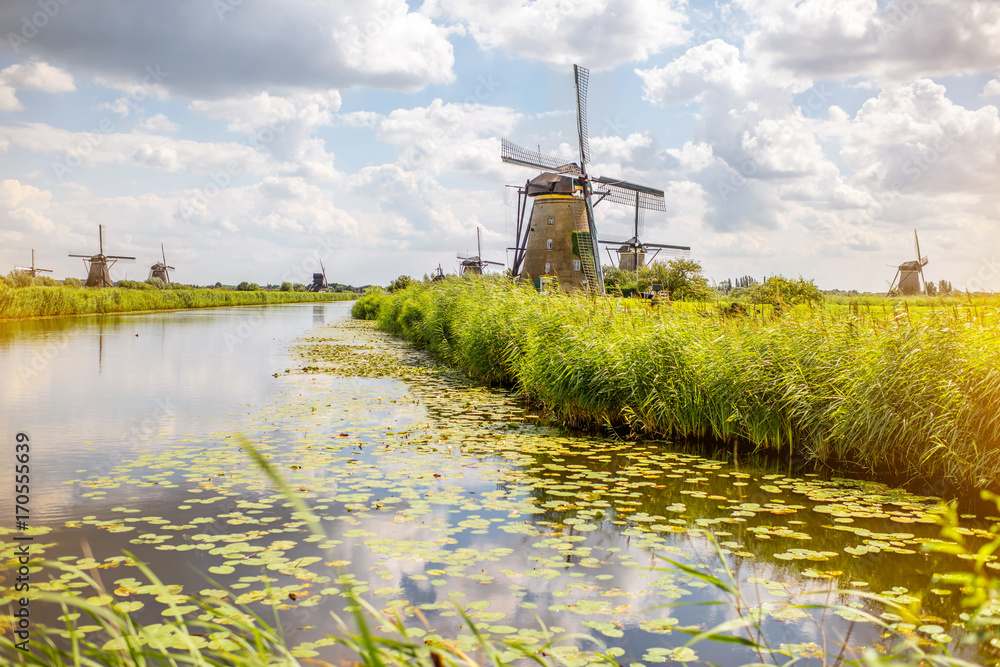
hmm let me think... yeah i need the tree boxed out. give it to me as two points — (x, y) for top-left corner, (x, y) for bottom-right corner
(648, 258), (712, 302)
(389, 275), (413, 292)
(280, 282), (293, 292)
(236, 281), (260, 291)
(938, 279), (952, 294)
(145, 277), (165, 289)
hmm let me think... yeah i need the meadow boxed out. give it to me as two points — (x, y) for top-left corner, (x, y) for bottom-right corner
(0, 284), (353, 320)
(353, 278), (1000, 498)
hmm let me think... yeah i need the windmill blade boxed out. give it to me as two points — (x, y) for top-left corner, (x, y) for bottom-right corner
(592, 176), (666, 212)
(69, 254), (94, 258)
(481, 260), (505, 267)
(597, 234), (631, 245)
(106, 255), (136, 261)
(643, 242), (691, 251)
(166, 265), (176, 270)
(919, 255), (928, 266)
(457, 252), (472, 260)
(161, 243), (167, 266)
(501, 138), (580, 174)
(573, 64), (590, 173)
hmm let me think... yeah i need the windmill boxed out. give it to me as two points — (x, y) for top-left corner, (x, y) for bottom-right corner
(887, 229), (929, 296)
(457, 227), (504, 275)
(432, 264), (446, 281)
(502, 65), (668, 294)
(69, 225), (135, 287)
(310, 260), (328, 292)
(596, 188), (690, 283)
(149, 243), (175, 284)
(13, 250), (53, 277)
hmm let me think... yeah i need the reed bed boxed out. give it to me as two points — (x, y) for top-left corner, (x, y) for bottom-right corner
(0, 285), (353, 320)
(353, 278), (1000, 495)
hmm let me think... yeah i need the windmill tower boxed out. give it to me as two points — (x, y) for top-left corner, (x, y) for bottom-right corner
(503, 65), (667, 294)
(432, 264), (446, 281)
(69, 225), (135, 287)
(14, 250), (53, 277)
(310, 260), (328, 292)
(596, 190), (690, 282)
(887, 229), (929, 296)
(457, 227), (504, 275)
(149, 243), (175, 284)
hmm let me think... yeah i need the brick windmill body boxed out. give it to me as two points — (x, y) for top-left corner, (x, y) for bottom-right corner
(504, 65), (674, 294)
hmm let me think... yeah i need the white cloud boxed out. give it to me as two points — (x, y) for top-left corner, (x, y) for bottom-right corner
(841, 78), (1000, 197)
(426, 0), (688, 68)
(737, 0), (1000, 81)
(0, 61), (74, 112)
(339, 110), (381, 128)
(983, 77), (1000, 98)
(135, 114), (180, 134)
(376, 99), (521, 176)
(0, 0), (456, 98)
(0, 179), (55, 234)
(190, 90), (342, 162)
(0, 123), (270, 177)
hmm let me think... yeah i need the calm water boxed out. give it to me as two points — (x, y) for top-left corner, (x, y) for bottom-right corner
(0, 304), (990, 665)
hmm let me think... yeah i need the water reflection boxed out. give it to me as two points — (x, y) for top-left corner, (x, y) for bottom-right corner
(0, 302), (353, 523)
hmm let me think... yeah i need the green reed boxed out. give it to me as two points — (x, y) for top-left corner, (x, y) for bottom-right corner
(355, 277), (1000, 496)
(0, 285), (352, 320)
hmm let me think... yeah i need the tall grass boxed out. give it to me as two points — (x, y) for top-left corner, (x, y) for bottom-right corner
(354, 278), (1000, 495)
(0, 285), (353, 320)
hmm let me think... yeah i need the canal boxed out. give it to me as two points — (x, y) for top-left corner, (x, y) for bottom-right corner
(0, 303), (992, 664)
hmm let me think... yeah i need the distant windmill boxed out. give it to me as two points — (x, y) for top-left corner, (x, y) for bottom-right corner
(597, 189), (690, 281)
(14, 250), (53, 277)
(432, 264), (446, 281)
(310, 260), (328, 292)
(502, 65), (668, 294)
(457, 227), (504, 275)
(887, 229), (929, 296)
(148, 243), (175, 284)
(69, 225), (135, 287)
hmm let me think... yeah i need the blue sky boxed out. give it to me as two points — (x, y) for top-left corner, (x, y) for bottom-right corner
(0, 0), (998, 291)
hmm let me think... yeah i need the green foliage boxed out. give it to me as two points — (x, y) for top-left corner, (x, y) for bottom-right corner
(0, 286), (353, 320)
(145, 276), (165, 289)
(5, 270), (33, 288)
(389, 275), (413, 292)
(236, 281), (261, 291)
(351, 287), (387, 320)
(280, 281), (293, 292)
(602, 259), (711, 301)
(357, 278), (1000, 495)
(115, 279), (152, 290)
(731, 275), (824, 308)
(63, 277), (82, 287)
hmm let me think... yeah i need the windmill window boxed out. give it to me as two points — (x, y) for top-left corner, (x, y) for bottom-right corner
(548, 216), (554, 225)
(544, 262), (551, 274)
(573, 260), (580, 272)
(546, 239), (553, 250)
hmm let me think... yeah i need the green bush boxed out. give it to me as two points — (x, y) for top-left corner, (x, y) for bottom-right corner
(145, 277), (166, 289)
(64, 277), (82, 287)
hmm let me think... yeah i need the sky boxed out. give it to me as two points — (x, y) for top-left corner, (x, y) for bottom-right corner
(0, 0), (998, 292)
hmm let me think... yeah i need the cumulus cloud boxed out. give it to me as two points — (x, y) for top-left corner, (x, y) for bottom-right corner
(425, 0), (688, 68)
(135, 114), (180, 134)
(0, 0), (455, 98)
(376, 99), (521, 177)
(191, 90), (342, 161)
(737, 0), (1000, 81)
(842, 78), (1000, 197)
(0, 61), (74, 111)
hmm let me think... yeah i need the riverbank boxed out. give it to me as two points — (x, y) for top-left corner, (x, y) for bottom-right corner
(353, 278), (1000, 500)
(0, 284), (354, 319)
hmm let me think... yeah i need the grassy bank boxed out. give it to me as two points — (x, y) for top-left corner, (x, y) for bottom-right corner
(353, 278), (1000, 497)
(0, 284), (354, 320)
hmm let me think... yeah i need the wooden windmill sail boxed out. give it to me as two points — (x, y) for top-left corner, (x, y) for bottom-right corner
(310, 259), (328, 292)
(457, 227), (504, 275)
(69, 225), (135, 287)
(503, 65), (667, 295)
(148, 243), (175, 284)
(13, 250), (53, 277)
(887, 229), (929, 296)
